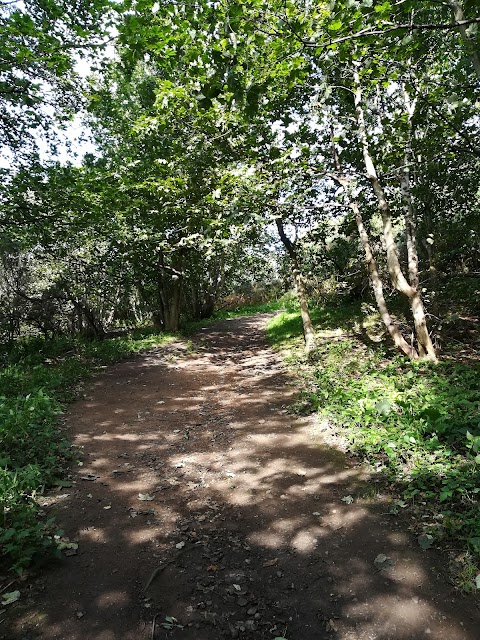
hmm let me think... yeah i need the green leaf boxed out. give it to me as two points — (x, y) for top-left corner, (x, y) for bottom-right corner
(1, 591), (20, 606)
(468, 537), (480, 553)
(418, 534), (434, 550)
(329, 19), (343, 31)
(375, 400), (392, 415)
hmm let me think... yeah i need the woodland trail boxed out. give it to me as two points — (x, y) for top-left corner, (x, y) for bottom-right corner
(5, 314), (479, 640)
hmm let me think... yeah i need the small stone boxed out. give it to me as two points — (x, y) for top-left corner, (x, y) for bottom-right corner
(76, 611), (84, 619)
(237, 597), (248, 607)
(247, 606), (257, 615)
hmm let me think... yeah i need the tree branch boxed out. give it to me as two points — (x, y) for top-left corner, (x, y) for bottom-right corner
(300, 18), (480, 48)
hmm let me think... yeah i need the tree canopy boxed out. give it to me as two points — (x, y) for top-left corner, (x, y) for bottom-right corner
(0, 0), (479, 348)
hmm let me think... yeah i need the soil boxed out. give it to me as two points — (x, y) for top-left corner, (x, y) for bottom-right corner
(3, 314), (480, 640)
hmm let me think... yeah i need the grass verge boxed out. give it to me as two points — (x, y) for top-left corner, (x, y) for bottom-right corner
(0, 329), (175, 573)
(267, 302), (480, 592)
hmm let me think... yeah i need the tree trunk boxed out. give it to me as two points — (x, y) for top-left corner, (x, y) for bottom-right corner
(423, 233), (439, 318)
(445, 0), (480, 79)
(353, 198), (419, 358)
(400, 164), (420, 289)
(352, 65), (437, 361)
(157, 252), (183, 332)
(400, 155), (429, 357)
(164, 274), (182, 331)
(329, 138), (418, 358)
(276, 218), (316, 353)
(399, 88), (420, 292)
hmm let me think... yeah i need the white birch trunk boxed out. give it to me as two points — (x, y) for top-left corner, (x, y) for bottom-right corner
(352, 65), (437, 361)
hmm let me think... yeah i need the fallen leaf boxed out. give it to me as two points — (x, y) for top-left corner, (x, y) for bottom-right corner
(262, 558), (278, 567)
(54, 479), (73, 488)
(418, 534), (434, 550)
(341, 495), (354, 504)
(326, 618), (338, 632)
(233, 583), (241, 591)
(475, 574), (480, 589)
(374, 553), (394, 570)
(1, 591), (20, 606)
(103, 505), (112, 510)
(138, 493), (154, 501)
(57, 540), (78, 551)
(175, 541), (185, 549)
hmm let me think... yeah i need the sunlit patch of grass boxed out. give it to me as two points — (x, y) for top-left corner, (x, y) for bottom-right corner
(267, 303), (480, 589)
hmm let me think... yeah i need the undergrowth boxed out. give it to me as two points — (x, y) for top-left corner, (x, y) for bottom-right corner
(267, 302), (480, 591)
(0, 330), (174, 573)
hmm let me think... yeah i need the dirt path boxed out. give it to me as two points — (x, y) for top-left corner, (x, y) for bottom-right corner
(5, 315), (479, 640)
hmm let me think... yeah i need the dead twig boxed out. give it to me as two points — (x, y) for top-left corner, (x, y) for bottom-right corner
(151, 613), (159, 640)
(143, 546), (192, 592)
(0, 580), (15, 595)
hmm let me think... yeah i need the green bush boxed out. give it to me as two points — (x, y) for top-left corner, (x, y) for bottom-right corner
(0, 466), (57, 572)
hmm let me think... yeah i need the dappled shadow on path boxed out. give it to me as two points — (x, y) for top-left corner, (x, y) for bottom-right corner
(6, 315), (479, 640)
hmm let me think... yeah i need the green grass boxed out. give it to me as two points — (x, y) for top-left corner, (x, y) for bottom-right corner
(267, 302), (480, 591)
(0, 329), (175, 573)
